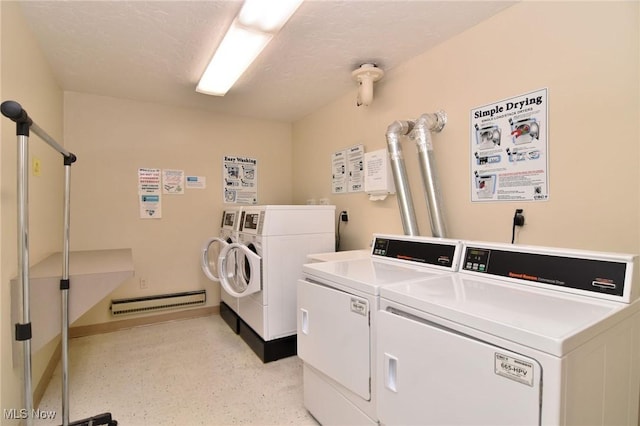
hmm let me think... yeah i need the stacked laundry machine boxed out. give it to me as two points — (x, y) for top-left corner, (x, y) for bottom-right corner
(203, 205), (335, 362)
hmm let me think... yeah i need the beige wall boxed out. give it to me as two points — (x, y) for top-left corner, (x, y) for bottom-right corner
(65, 92), (293, 326)
(1, 1), (65, 420)
(1, 2), (294, 414)
(1, 0), (639, 420)
(293, 1), (640, 255)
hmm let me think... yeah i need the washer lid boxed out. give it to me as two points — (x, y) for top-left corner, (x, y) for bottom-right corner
(302, 235), (461, 295)
(380, 274), (636, 357)
(303, 258), (450, 295)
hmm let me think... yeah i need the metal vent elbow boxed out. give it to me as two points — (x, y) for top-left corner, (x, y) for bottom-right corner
(386, 120), (414, 147)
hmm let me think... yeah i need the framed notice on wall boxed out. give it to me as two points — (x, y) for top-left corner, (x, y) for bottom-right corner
(470, 88), (549, 202)
(222, 155), (258, 204)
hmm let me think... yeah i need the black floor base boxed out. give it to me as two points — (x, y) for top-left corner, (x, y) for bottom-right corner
(220, 301), (240, 334)
(239, 319), (297, 363)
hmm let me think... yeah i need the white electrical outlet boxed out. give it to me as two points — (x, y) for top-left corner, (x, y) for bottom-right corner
(140, 278), (148, 289)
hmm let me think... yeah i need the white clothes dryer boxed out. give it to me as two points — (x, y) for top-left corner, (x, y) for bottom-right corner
(377, 241), (640, 426)
(201, 208), (244, 333)
(218, 205), (335, 362)
(297, 234), (462, 425)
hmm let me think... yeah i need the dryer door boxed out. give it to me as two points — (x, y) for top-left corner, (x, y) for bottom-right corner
(201, 237), (229, 282)
(218, 242), (262, 297)
(377, 309), (542, 425)
(297, 279), (371, 400)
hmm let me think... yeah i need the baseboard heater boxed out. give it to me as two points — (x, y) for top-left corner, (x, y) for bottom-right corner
(110, 290), (206, 316)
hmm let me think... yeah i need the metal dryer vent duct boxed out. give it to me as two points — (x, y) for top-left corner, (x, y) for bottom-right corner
(385, 111), (448, 237)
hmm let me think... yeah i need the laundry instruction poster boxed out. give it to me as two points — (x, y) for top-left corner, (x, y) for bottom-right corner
(347, 144), (365, 193)
(223, 156), (257, 204)
(470, 88), (549, 202)
(138, 167), (162, 218)
(332, 144), (364, 194)
(332, 150), (347, 194)
(162, 169), (185, 194)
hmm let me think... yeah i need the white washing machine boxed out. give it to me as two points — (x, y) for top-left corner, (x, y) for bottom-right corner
(297, 234), (462, 424)
(218, 205), (335, 362)
(201, 208), (244, 333)
(377, 241), (640, 425)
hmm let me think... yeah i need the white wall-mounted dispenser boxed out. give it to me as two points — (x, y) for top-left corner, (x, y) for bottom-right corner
(364, 149), (395, 201)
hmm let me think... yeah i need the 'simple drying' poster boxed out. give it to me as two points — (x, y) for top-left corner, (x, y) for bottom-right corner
(470, 88), (549, 202)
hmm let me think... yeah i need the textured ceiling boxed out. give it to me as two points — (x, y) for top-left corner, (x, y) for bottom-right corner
(18, 1), (516, 123)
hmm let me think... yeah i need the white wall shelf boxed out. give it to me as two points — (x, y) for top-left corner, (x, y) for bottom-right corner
(11, 249), (134, 363)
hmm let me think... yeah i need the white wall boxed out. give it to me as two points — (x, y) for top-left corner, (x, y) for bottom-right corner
(293, 1), (640, 256)
(65, 92), (293, 326)
(1, 1), (65, 419)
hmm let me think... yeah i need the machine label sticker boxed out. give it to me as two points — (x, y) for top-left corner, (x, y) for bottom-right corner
(350, 298), (368, 316)
(494, 353), (534, 386)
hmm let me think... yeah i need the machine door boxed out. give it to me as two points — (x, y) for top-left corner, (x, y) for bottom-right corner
(377, 309), (542, 426)
(201, 237), (229, 282)
(218, 242), (262, 298)
(297, 279), (371, 400)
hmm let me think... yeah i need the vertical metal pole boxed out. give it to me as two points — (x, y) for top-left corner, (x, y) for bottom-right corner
(61, 159), (72, 426)
(18, 134), (34, 426)
(61, 287), (69, 426)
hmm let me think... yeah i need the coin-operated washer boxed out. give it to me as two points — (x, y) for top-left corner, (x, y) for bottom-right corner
(201, 208), (244, 333)
(218, 205), (335, 362)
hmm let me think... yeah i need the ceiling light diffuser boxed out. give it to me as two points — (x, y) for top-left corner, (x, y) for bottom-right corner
(238, 0), (304, 33)
(197, 22), (272, 96)
(197, 0), (303, 96)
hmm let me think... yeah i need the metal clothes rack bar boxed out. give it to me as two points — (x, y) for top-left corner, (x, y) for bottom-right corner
(1, 100), (117, 426)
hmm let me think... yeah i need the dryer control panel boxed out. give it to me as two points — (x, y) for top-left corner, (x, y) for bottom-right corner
(461, 243), (636, 303)
(372, 235), (460, 271)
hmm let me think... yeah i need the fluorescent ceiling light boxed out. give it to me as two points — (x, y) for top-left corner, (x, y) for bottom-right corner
(239, 0), (304, 33)
(197, 22), (272, 96)
(197, 0), (303, 96)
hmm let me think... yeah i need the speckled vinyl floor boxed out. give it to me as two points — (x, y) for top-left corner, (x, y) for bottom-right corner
(35, 315), (318, 425)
